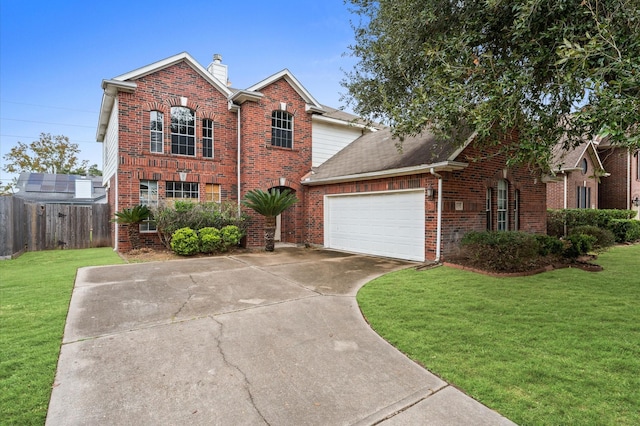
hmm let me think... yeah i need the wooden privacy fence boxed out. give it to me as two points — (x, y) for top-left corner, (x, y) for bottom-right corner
(0, 196), (111, 259)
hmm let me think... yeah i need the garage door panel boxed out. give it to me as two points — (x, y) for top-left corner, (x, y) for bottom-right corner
(325, 191), (425, 261)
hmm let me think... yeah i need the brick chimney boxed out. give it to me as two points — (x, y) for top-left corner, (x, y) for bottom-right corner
(207, 54), (230, 86)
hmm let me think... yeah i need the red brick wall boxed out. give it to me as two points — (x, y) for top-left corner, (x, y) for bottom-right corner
(239, 79), (314, 247)
(113, 61), (238, 251)
(304, 140), (547, 261)
(599, 147), (629, 210)
(546, 154), (599, 209)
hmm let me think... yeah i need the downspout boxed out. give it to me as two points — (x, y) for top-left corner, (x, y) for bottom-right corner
(114, 172), (119, 251)
(430, 168), (443, 262)
(237, 105), (241, 215)
(627, 151), (631, 210)
(563, 173), (568, 209)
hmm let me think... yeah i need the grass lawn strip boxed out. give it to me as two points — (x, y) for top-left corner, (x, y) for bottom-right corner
(357, 244), (640, 425)
(0, 248), (124, 425)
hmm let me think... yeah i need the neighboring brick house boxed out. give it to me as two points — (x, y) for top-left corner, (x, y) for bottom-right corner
(546, 140), (607, 209)
(302, 128), (547, 261)
(96, 52), (372, 251)
(597, 140), (640, 219)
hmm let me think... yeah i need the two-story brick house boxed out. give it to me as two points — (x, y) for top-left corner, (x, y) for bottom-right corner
(98, 52), (549, 261)
(97, 52), (371, 251)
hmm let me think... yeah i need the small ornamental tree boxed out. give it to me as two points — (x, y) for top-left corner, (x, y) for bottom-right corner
(113, 205), (151, 250)
(242, 188), (298, 252)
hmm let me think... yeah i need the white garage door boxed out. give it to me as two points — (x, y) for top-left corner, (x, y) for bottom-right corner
(325, 190), (425, 261)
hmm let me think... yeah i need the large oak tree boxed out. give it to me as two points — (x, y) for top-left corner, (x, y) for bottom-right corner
(343, 0), (640, 170)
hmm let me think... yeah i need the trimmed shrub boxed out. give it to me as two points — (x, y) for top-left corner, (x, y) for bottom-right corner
(547, 209), (636, 237)
(199, 227), (222, 254)
(535, 234), (564, 256)
(460, 231), (541, 272)
(171, 227), (200, 256)
(608, 219), (640, 243)
(220, 225), (242, 251)
(563, 233), (597, 259)
(570, 225), (615, 251)
(155, 202), (249, 249)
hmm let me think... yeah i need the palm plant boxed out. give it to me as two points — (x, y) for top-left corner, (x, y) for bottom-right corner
(242, 188), (298, 251)
(113, 204), (151, 250)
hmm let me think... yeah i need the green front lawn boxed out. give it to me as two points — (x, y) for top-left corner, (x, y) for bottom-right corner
(0, 248), (124, 425)
(358, 244), (640, 425)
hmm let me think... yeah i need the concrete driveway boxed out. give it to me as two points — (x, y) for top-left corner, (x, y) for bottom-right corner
(46, 247), (514, 425)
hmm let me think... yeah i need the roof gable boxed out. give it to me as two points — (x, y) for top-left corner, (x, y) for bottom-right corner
(113, 52), (232, 96)
(550, 140), (605, 174)
(246, 69), (324, 112)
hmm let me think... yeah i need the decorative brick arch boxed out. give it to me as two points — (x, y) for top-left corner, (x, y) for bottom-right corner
(262, 177), (302, 193)
(146, 101), (167, 113)
(167, 97), (200, 111)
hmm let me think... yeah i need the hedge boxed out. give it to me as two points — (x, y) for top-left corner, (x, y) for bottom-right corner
(547, 209), (636, 237)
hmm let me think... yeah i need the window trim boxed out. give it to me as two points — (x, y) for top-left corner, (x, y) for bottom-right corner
(486, 187), (493, 231)
(150, 111), (164, 153)
(202, 118), (214, 159)
(139, 180), (158, 232)
(270, 110), (293, 149)
(166, 181), (199, 200)
(497, 179), (508, 231)
(170, 106), (196, 156)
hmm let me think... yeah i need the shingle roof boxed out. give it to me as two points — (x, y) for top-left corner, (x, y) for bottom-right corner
(306, 127), (472, 183)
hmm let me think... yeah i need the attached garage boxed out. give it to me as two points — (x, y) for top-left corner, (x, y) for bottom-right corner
(324, 190), (425, 261)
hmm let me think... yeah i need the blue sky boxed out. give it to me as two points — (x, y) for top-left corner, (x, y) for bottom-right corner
(0, 0), (358, 185)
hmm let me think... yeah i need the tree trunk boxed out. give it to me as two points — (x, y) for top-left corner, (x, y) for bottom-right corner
(127, 225), (141, 250)
(264, 216), (276, 252)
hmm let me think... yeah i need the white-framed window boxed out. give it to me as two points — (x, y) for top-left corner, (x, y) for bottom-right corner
(150, 111), (164, 153)
(166, 181), (199, 200)
(577, 186), (591, 209)
(497, 179), (508, 231)
(202, 119), (213, 158)
(271, 110), (293, 148)
(139, 180), (158, 232)
(171, 107), (195, 156)
(205, 183), (221, 203)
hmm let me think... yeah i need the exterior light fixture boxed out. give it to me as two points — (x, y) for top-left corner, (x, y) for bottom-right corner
(632, 196), (640, 207)
(426, 184), (434, 199)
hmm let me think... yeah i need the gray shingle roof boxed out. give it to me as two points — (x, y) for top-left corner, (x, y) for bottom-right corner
(307, 127), (471, 183)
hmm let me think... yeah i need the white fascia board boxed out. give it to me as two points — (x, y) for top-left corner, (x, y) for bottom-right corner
(96, 80), (137, 142)
(230, 90), (264, 105)
(302, 161), (468, 186)
(113, 52), (232, 97)
(447, 131), (478, 161)
(312, 113), (372, 130)
(247, 69), (324, 111)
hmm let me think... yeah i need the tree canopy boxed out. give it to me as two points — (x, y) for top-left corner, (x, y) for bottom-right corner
(2, 133), (100, 176)
(343, 0), (640, 170)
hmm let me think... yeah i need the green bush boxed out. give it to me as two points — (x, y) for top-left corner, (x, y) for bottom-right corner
(570, 225), (616, 251)
(535, 234), (564, 256)
(155, 202), (248, 249)
(547, 209), (636, 237)
(220, 225), (242, 251)
(563, 233), (597, 258)
(460, 231), (541, 272)
(199, 227), (222, 253)
(170, 227), (200, 256)
(608, 219), (640, 243)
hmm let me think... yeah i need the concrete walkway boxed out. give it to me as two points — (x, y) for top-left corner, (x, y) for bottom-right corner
(46, 247), (515, 425)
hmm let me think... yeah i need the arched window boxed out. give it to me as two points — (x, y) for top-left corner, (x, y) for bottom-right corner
(271, 110), (293, 148)
(150, 111), (163, 153)
(497, 179), (508, 231)
(171, 107), (195, 156)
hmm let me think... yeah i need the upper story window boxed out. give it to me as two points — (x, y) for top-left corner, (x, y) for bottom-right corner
(150, 111), (164, 153)
(581, 158), (588, 174)
(171, 107), (195, 156)
(271, 110), (293, 149)
(497, 179), (508, 231)
(202, 119), (213, 158)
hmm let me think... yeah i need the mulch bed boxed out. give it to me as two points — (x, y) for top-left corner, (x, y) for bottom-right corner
(438, 255), (603, 277)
